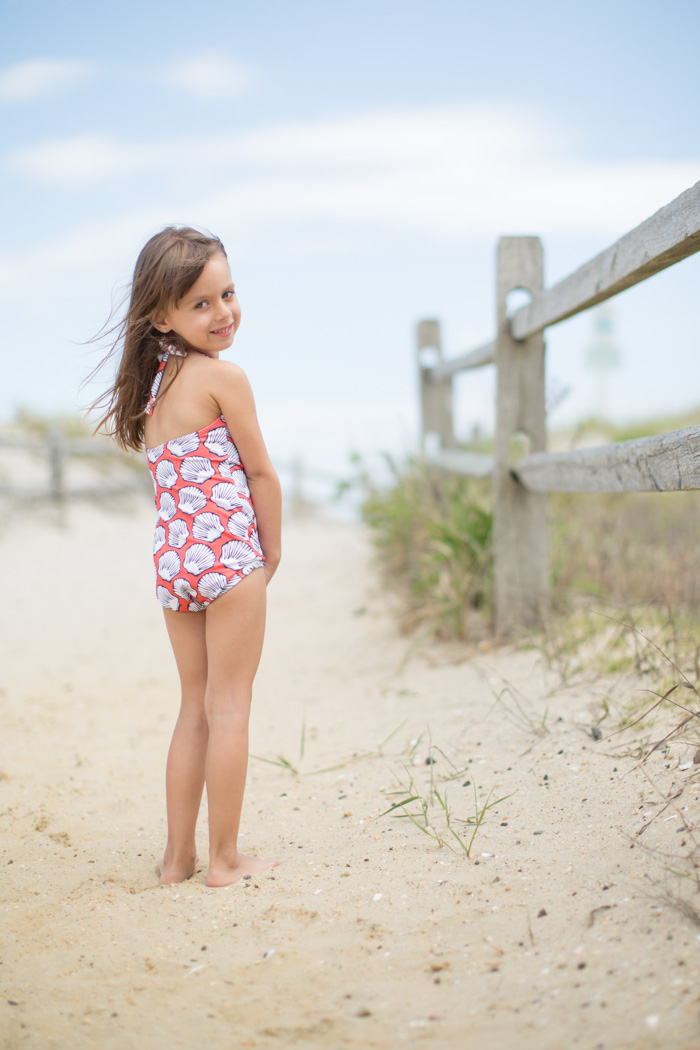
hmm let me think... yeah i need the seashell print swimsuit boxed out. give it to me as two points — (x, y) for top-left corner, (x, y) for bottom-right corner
(145, 347), (265, 611)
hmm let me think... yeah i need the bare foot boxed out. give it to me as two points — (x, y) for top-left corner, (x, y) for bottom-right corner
(157, 854), (197, 885)
(206, 852), (279, 888)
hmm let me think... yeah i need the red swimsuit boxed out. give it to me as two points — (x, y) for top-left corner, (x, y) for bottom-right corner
(145, 347), (264, 611)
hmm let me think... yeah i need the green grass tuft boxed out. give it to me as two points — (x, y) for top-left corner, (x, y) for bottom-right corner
(358, 455), (493, 640)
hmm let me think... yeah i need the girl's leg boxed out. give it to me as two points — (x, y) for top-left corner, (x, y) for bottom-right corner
(203, 568), (278, 887)
(160, 608), (208, 884)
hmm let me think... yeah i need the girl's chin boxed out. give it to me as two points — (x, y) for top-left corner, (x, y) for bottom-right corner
(191, 338), (233, 354)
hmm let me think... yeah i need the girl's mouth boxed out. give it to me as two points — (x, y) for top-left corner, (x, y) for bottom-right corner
(211, 324), (233, 337)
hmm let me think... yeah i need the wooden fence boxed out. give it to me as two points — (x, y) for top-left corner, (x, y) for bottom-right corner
(0, 430), (149, 502)
(0, 429), (336, 510)
(417, 179), (700, 635)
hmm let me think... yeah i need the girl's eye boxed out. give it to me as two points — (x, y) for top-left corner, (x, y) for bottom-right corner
(194, 301), (207, 309)
(223, 290), (235, 300)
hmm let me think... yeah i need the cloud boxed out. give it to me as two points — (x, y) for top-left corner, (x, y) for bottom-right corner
(8, 134), (152, 184)
(5, 101), (698, 243)
(0, 58), (95, 102)
(237, 103), (548, 167)
(197, 159), (699, 241)
(160, 54), (256, 99)
(1, 101), (698, 295)
(5, 101), (545, 184)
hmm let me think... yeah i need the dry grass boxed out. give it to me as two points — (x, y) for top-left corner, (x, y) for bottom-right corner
(359, 451), (700, 653)
(549, 489), (700, 613)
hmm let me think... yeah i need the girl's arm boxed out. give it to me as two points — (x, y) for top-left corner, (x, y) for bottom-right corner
(215, 362), (282, 584)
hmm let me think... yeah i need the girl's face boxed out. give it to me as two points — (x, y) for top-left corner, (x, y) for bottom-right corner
(153, 251), (241, 355)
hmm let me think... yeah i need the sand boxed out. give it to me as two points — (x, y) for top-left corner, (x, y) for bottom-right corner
(1, 493), (700, 1049)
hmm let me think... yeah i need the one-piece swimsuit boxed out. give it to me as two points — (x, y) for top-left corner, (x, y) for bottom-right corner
(145, 346), (265, 612)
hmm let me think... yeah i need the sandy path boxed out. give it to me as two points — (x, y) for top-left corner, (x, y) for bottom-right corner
(1, 496), (699, 1049)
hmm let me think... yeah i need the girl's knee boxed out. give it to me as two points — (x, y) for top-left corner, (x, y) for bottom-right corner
(178, 692), (207, 720)
(204, 691), (252, 722)
(178, 707), (208, 730)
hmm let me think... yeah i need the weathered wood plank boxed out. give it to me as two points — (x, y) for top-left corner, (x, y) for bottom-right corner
(0, 434), (49, 452)
(426, 449), (495, 478)
(63, 439), (129, 456)
(0, 434), (123, 456)
(428, 340), (495, 382)
(513, 426), (700, 493)
(0, 481), (149, 501)
(494, 237), (549, 635)
(511, 180), (700, 340)
(417, 320), (455, 449)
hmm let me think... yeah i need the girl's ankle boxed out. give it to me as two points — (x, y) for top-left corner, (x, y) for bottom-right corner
(163, 844), (197, 866)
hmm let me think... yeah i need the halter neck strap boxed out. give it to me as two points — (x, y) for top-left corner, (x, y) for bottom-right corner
(144, 344), (187, 416)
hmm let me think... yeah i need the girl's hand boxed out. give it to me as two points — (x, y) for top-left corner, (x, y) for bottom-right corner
(213, 362), (282, 581)
(263, 561), (279, 586)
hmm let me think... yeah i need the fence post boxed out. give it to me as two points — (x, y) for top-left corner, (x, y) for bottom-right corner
(289, 455), (305, 516)
(493, 237), (548, 635)
(47, 427), (65, 503)
(416, 320), (455, 451)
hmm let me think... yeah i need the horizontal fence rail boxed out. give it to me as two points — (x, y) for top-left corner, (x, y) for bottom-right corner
(510, 180), (700, 341)
(426, 449), (495, 478)
(0, 430), (150, 502)
(417, 178), (700, 634)
(513, 426), (700, 494)
(0, 430), (339, 509)
(0, 432), (119, 454)
(428, 340), (496, 382)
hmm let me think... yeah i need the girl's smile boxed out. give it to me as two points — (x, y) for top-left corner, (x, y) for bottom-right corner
(152, 251), (241, 355)
(211, 323), (233, 337)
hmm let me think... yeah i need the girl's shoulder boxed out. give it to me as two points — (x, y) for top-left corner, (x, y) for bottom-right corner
(193, 356), (252, 394)
(184, 356), (256, 417)
(187, 353), (246, 377)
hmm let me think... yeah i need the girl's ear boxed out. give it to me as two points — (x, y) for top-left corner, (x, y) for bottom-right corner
(150, 315), (171, 334)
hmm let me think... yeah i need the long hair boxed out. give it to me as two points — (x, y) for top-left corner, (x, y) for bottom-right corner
(88, 226), (226, 451)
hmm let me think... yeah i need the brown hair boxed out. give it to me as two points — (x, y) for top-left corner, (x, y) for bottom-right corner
(88, 226), (226, 451)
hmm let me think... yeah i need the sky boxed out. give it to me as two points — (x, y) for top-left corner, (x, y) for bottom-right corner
(1, 0), (699, 490)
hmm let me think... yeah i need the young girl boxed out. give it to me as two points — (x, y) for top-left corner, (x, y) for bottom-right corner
(94, 226), (281, 887)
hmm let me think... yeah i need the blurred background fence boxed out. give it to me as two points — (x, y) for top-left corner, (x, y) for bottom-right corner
(418, 179), (700, 635)
(0, 429), (340, 513)
(0, 430), (149, 503)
